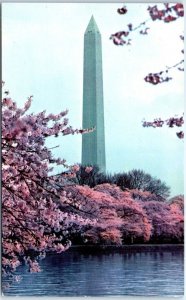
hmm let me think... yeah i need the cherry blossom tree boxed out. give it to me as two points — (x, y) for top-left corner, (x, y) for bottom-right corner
(142, 200), (184, 243)
(142, 115), (184, 139)
(65, 184), (152, 245)
(65, 183), (183, 245)
(63, 184), (124, 245)
(128, 189), (165, 202)
(111, 3), (184, 84)
(110, 4), (184, 139)
(2, 89), (96, 287)
(169, 195), (184, 213)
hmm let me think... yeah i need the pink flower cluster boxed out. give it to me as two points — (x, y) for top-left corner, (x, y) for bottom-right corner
(2, 90), (98, 285)
(117, 6), (127, 15)
(144, 58), (184, 86)
(72, 184), (183, 245)
(144, 73), (172, 85)
(142, 115), (184, 139)
(148, 3), (184, 22)
(111, 2), (184, 89)
(85, 166), (93, 173)
(110, 31), (131, 46)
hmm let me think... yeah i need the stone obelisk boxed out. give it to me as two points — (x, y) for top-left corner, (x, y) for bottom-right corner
(82, 16), (106, 172)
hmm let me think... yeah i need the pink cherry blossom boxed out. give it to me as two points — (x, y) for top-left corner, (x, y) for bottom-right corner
(2, 90), (98, 286)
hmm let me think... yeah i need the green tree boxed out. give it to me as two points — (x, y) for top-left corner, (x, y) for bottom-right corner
(115, 169), (170, 199)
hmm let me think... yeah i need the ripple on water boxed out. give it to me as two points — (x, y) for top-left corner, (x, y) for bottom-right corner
(3, 245), (184, 296)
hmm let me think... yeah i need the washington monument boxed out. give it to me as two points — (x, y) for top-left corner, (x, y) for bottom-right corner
(82, 16), (106, 172)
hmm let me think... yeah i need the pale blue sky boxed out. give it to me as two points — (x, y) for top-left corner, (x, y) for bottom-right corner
(2, 3), (184, 197)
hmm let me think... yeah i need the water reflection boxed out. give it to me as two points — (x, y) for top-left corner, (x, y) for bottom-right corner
(3, 245), (184, 296)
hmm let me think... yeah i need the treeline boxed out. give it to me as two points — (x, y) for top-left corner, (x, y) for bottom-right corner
(66, 166), (183, 245)
(72, 166), (170, 199)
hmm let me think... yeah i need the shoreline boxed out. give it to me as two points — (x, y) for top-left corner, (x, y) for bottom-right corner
(70, 244), (184, 247)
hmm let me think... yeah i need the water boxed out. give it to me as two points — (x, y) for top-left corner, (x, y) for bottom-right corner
(3, 245), (184, 296)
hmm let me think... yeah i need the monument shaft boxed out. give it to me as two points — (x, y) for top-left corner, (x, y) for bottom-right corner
(82, 16), (106, 172)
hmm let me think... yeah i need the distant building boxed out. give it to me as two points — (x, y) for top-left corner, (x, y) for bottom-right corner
(82, 16), (106, 172)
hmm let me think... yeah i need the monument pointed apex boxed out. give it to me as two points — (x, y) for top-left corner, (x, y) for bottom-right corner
(85, 15), (100, 34)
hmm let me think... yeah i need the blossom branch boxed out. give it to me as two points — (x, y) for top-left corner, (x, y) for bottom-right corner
(142, 115), (184, 138)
